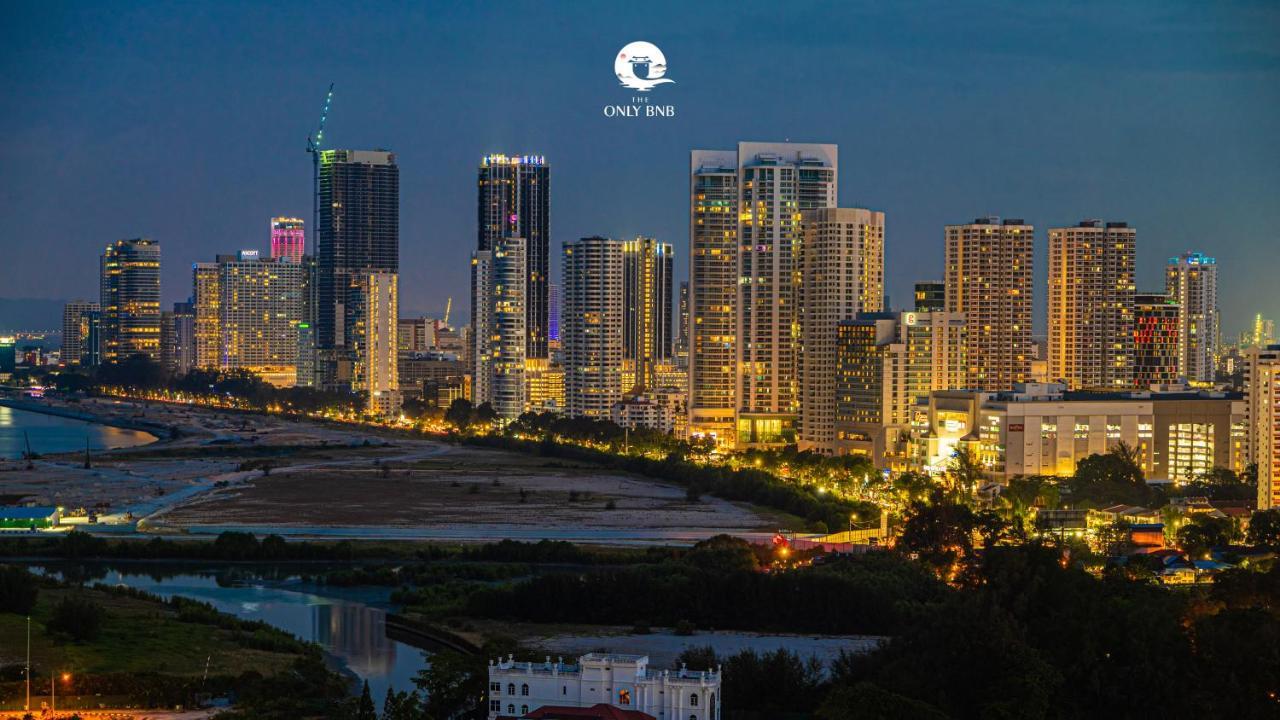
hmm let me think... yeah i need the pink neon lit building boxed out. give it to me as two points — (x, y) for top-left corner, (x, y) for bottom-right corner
(270, 217), (305, 262)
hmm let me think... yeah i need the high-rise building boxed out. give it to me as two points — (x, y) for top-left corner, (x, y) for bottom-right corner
(61, 300), (99, 367)
(525, 357), (565, 413)
(471, 237), (527, 420)
(316, 149), (399, 388)
(835, 311), (967, 465)
(688, 150), (739, 446)
(1165, 252), (1219, 383)
(797, 207), (885, 454)
(913, 281), (945, 312)
(80, 311), (102, 367)
(0, 336), (15, 378)
(159, 308), (175, 374)
(548, 282), (560, 344)
(622, 237), (674, 394)
(562, 237), (624, 419)
(271, 217), (306, 263)
(190, 253), (303, 384)
(689, 142), (838, 448)
(1248, 314), (1276, 348)
(99, 238), (161, 363)
(478, 154), (549, 359)
(1245, 345), (1280, 509)
(350, 271), (400, 415)
(192, 262), (220, 369)
(398, 317), (433, 355)
(1133, 293), (1181, 388)
(217, 251), (304, 386)
(944, 217), (1034, 391)
(296, 323), (316, 388)
(676, 280), (690, 366)
(1047, 220), (1136, 389)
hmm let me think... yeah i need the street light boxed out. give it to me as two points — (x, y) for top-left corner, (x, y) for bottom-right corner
(52, 671), (70, 713)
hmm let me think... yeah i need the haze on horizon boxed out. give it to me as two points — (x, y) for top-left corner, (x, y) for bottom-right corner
(1, 1), (1277, 335)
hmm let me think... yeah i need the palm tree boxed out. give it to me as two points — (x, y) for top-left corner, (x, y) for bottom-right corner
(948, 446), (986, 500)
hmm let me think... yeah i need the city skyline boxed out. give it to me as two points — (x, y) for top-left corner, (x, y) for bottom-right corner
(2, 3), (1277, 337)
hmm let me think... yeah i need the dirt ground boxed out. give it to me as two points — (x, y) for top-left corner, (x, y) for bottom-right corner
(154, 443), (771, 533)
(4, 397), (774, 542)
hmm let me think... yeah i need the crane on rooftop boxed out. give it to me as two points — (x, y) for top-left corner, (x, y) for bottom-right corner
(306, 83), (335, 245)
(443, 297), (452, 328)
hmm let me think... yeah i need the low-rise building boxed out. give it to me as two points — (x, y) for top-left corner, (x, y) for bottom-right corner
(0, 506), (60, 530)
(488, 654), (719, 720)
(912, 383), (1246, 481)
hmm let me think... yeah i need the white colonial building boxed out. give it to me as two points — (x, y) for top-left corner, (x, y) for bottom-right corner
(488, 653), (721, 720)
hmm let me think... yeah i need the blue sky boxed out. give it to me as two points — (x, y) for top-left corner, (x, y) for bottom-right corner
(1, 1), (1277, 335)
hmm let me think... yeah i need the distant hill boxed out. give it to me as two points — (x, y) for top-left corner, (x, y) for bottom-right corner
(0, 297), (69, 333)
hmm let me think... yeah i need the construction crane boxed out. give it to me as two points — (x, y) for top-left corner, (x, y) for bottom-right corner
(443, 297), (452, 327)
(305, 83), (335, 244)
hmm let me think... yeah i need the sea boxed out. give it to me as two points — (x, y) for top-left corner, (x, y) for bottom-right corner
(0, 404), (157, 459)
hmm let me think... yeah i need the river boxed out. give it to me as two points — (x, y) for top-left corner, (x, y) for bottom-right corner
(33, 563), (430, 708)
(0, 405), (157, 459)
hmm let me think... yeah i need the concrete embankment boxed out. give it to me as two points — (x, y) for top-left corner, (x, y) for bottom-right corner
(385, 613), (482, 655)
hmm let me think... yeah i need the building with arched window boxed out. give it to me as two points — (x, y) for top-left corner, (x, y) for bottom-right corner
(487, 653), (720, 720)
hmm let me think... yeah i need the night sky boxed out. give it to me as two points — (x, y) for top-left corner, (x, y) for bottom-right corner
(2, 1), (1277, 335)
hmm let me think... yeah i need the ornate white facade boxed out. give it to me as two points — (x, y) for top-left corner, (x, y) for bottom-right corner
(487, 653), (721, 720)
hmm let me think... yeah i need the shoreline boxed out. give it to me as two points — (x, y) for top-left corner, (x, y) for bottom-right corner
(0, 395), (174, 445)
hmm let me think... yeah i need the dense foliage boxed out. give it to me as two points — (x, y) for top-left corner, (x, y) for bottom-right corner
(458, 535), (945, 635)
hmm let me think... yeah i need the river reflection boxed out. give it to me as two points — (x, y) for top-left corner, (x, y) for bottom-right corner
(34, 564), (428, 707)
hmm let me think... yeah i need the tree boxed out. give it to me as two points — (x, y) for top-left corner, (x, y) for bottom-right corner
(897, 491), (977, 575)
(1176, 514), (1239, 556)
(890, 471), (932, 506)
(415, 649), (485, 719)
(46, 595), (106, 642)
(946, 447), (985, 499)
(818, 681), (949, 720)
(0, 565), (39, 614)
(380, 688), (423, 720)
(444, 398), (473, 432)
(1246, 508), (1280, 550)
(1068, 441), (1158, 507)
(354, 681), (376, 720)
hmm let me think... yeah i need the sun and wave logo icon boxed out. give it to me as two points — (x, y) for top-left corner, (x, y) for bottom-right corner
(615, 41), (675, 92)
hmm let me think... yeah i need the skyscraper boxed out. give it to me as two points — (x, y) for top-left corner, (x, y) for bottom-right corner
(61, 300), (99, 367)
(1133, 293), (1181, 388)
(190, 252), (304, 385)
(1245, 344), (1280, 509)
(1047, 220), (1136, 389)
(835, 310), (967, 465)
(797, 207), (885, 454)
(316, 149), (399, 388)
(688, 150), (739, 446)
(217, 252), (304, 386)
(689, 142), (838, 448)
(478, 154), (549, 359)
(1166, 252), (1219, 383)
(271, 217), (306, 263)
(562, 237), (624, 419)
(622, 237), (674, 394)
(192, 262), (220, 369)
(675, 280), (690, 366)
(913, 281), (945, 312)
(944, 217), (1034, 391)
(548, 282), (561, 344)
(471, 237), (528, 420)
(351, 271), (400, 415)
(99, 238), (161, 363)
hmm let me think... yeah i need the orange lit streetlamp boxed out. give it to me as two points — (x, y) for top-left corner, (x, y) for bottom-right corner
(51, 671), (70, 712)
